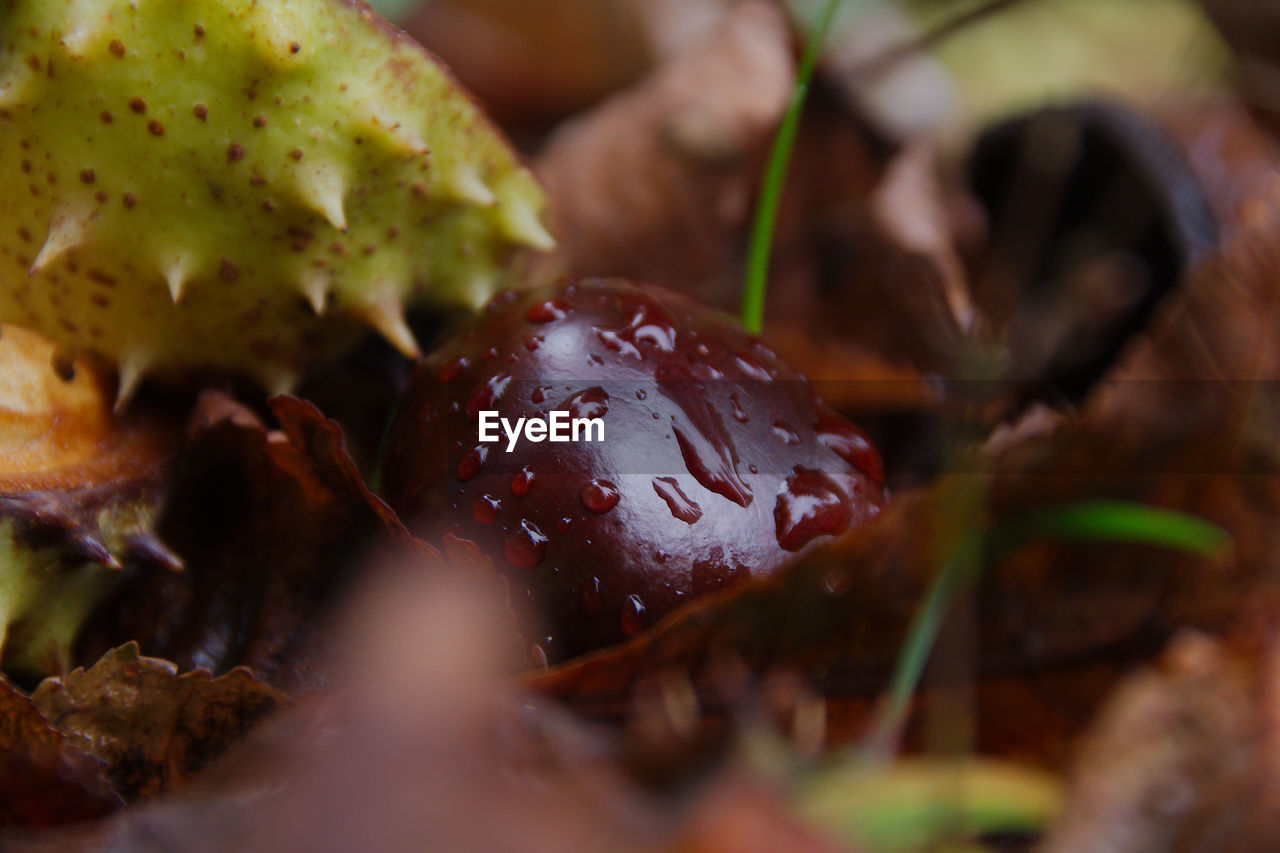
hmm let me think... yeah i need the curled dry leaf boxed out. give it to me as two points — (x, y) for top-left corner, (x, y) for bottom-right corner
(968, 99), (1219, 403)
(75, 393), (517, 693)
(0, 324), (181, 681)
(535, 0), (794, 300)
(764, 141), (982, 490)
(0, 674), (118, 829)
(29, 643), (287, 803)
(795, 135), (979, 376)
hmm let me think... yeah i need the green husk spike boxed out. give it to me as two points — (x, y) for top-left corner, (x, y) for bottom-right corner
(0, 0), (551, 403)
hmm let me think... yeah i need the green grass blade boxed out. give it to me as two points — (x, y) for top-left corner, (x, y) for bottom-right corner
(997, 500), (1231, 559)
(863, 501), (1229, 758)
(863, 533), (983, 755)
(741, 0), (845, 333)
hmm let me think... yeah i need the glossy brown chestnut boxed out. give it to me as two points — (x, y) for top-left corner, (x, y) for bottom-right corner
(382, 279), (885, 661)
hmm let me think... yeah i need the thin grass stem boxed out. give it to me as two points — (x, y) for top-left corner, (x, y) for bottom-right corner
(741, 0), (845, 333)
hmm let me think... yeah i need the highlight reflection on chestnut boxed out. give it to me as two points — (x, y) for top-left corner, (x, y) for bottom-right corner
(383, 279), (885, 661)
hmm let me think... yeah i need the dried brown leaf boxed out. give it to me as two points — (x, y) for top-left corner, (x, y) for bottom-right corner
(75, 394), (419, 692)
(1042, 632), (1280, 852)
(774, 143), (978, 374)
(535, 1), (794, 299)
(30, 643), (287, 802)
(0, 676), (117, 828)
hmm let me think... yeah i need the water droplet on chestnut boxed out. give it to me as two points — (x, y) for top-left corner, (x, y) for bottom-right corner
(581, 479), (620, 514)
(505, 519), (548, 569)
(511, 466), (534, 497)
(774, 467), (852, 552)
(527, 298), (572, 323)
(457, 446), (488, 482)
(620, 594), (648, 636)
(473, 494), (501, 524)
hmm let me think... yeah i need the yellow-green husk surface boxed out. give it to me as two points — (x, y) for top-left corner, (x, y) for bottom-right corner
(0, 0), (551, 399)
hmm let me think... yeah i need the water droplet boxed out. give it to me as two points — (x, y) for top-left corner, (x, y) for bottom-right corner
(457, 446), (488, 482)
(624, 296), (677, 351)
(438, 356), (469, 382)
(561, 387), (609, 420)
(636, 389), (647, 401)
(772, 422), (800, 445)
(523, 334), (543, 352)
(529, 644), (549, 669)
(733, 352), (773, 382)
(480, 346), (498, 360)
(774, 468), (852, 552)
(581, 479), (620, 513)
(620, 594), (648, 636)
(556, 516), (572, 532)
(816, 409), (884, 485)
(588, 354), (604, 366)
(531, 385), (551, 404)
(659, 366), (752, 507)
(730, 395), (749, 423)
(748, 464), (759, 474)
(511, 466), (534, 497)
(594, 297), (678, 359)
(651, 477), (703, 524)
(579, 577), (603, 615)
(466, 372), (511, 419)
(597, 327), (641, 358)
(672, 424), (752, 508)
(654, 550), (668, 564)
(472, 494), (500, 524)
(527, 298), (572, 323)
(504, 519), (548, 569)
(632, 320), (675, 351)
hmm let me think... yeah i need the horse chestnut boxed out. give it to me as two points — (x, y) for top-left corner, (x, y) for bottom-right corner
(382, 279), (884, 660)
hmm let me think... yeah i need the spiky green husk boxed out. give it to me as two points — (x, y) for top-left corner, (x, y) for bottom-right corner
(0, 0), (551, 399)
(0, 519), (120, 679)
(0, 323), (180, 679)
(0, 448), (178, 681)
